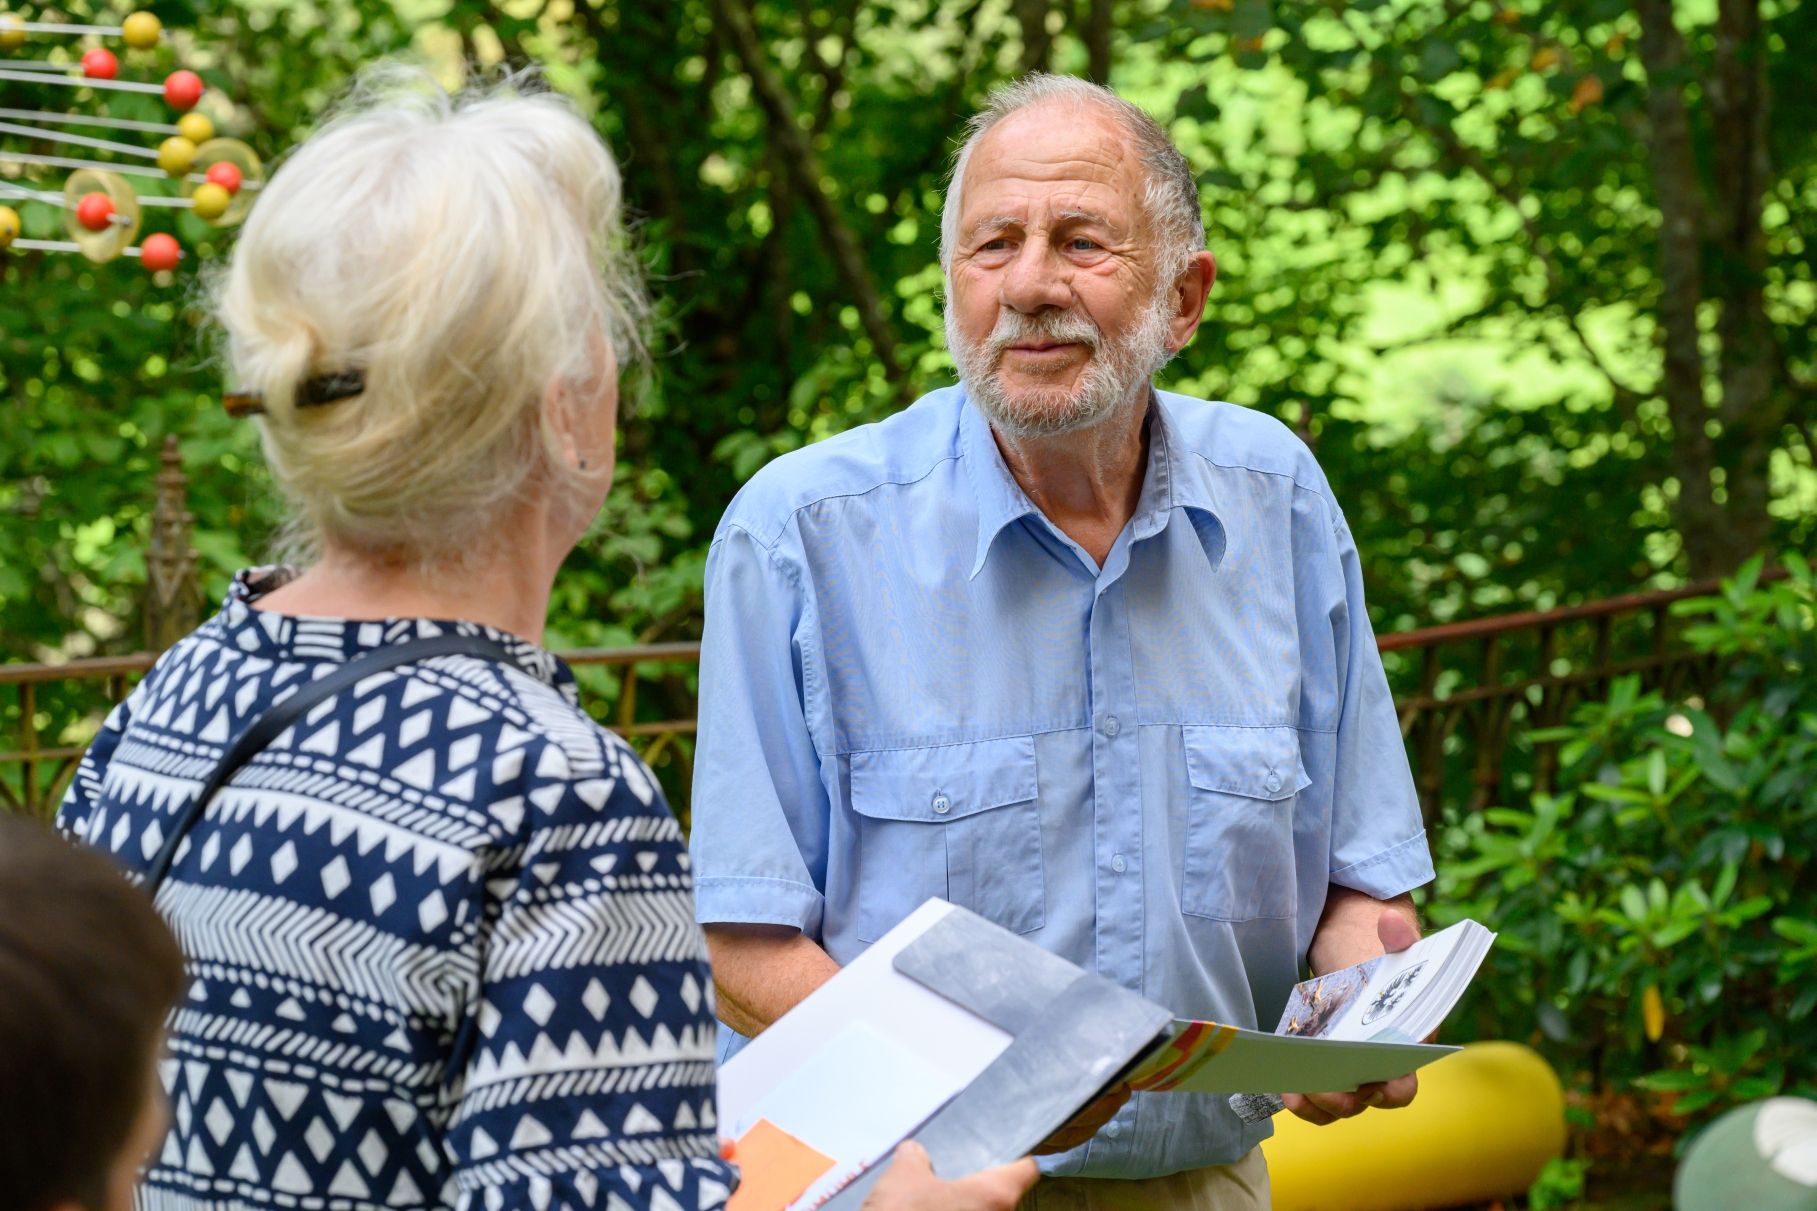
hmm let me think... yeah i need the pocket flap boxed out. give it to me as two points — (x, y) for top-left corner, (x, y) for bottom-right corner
(849, 736), (1038, 822)
(1184, 725), (1311, 801)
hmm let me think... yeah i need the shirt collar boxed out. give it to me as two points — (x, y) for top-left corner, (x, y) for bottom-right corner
(961, 388), (1226, 579)
(961, 393), (1042, 578)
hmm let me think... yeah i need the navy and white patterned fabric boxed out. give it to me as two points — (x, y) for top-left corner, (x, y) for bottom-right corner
(57, 568), (735, 1211)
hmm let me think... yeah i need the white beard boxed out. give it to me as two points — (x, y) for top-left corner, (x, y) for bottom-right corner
(947, 289), (1176, 438)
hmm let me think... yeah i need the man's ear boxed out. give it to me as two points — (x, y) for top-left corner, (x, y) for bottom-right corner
(1166, 250), (1218, 351)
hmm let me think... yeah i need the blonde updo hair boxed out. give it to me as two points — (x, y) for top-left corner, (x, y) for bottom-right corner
(213, 65), (645, 569)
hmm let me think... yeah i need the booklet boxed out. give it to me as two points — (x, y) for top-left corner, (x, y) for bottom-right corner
(1125, 919), (1495, 1095)
(717, 902), (1493, 1211)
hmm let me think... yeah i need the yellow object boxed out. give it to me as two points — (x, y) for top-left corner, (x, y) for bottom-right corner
(61, 167), (140, 262)
(1644, 985), (1666, 1042)
(0, 14), (24, 51)
(180, 138), (261, 226)
(191, 182), (231, 221)
(176, 111), (215, 144)
(1262, 1041), (1565, 1211)
(157, 136), (196, 176)
(121, 11), (162, 49)
(0, 205), (18, 248)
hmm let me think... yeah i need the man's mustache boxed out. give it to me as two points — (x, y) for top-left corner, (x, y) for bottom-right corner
(983, 311), (1102, 362)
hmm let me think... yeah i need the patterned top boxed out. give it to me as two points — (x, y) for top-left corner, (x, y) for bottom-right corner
(57, 569), (735, 1211)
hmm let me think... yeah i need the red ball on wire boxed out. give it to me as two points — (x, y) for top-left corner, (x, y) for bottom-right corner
(163, 70), (204, 111)
(204, 161), (243, 195)
(75, 192), (116, 232)
(81, 48), (120, 80)
(140, 233), (182, 273)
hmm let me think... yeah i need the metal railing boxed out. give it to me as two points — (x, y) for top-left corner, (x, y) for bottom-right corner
(0, 434), (1759, 828)
(1379, 578), (1749, 826)
(3, 579), (1746, 827)
(0, 644), (705, 822)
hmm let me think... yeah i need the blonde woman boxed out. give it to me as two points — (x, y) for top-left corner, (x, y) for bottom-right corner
(56, 70), (1034, 1211)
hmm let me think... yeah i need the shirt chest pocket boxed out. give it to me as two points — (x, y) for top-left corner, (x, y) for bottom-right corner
(1180, 725), (1311, 922)
(847, 736), (1045, 942)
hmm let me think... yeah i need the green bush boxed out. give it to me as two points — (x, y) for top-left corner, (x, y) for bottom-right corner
(1434, 555), (1817, 1121)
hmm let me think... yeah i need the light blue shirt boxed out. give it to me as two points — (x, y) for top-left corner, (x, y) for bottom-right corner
(690, 386), (1435, 1179)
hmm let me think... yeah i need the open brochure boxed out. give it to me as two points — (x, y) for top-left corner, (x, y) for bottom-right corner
(717, 902), (1493, 1211)
(1125, 919), (1495, 1094)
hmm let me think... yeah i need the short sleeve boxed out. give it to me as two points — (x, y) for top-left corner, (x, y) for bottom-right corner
(1323, 507), (1436, 900)
(444, 742), (735, 1210)
(689, 524), (831, 937)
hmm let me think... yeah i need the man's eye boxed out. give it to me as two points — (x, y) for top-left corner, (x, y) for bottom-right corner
(1069, 237), (1100, 251)
(981, 238), (1011, 252)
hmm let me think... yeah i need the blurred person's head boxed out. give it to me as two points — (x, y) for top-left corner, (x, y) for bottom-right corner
(0, 817), (184, 1211)
(212, 66), (646, 578)
(940, 74), (1216, 438)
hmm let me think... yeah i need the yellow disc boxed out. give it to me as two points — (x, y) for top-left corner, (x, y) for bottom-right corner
(176, 111), (214, 144)
(191, 182), (230, 221)
(157, 135), (196, 176)
(121, 11), (162, 49)
(0, 205), (19, 249)
(0, 15), (24, 52)
(180, 137), (262, 227)
(62, 168), (141, 262)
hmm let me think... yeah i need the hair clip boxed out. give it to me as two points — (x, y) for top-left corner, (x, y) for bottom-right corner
(223, 370), (365, 418)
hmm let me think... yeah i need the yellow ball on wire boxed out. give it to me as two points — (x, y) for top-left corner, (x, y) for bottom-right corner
(175, 112), (215, 144)
(0, 205), (19, 249)
(191, 182), (231, 221)
(0, 14), (25, 51)
(157, 136), (197, 176)
(121, 11), (162, 50)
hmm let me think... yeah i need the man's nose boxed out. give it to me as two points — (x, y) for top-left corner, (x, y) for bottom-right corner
(999, 243), (1072, 313)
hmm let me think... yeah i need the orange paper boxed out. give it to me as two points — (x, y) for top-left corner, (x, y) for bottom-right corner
(725, 1118), (838, 1211)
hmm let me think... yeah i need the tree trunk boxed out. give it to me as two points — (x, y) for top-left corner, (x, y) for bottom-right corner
(1636, 0), (1731, 578)
(1084, 0), (1113, 84)
(709, 0), (908, 396)
(1708, 0), (1779, 564)
(1015, 0), (1053, 73)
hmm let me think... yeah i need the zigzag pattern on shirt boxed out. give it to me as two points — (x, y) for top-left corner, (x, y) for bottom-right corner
(456, 1138), (727, 1189)
(530, 814), (683, 854)
(165, 1029), (449, 1100)
(460, 1021), (713, 1092)
(453, 1059), (717, 1117)
(160, 884), (463, 1010)
(447, 1159), (735, 1211)
(487, 890), (707, 977)
(144, 1163), (452, 1211)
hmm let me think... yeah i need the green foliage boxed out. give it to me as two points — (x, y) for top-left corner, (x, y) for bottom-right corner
(1528, 1155), (1590, 1211)
(3, 2), (1812, 824)
(1436, 557), (1817, 1120)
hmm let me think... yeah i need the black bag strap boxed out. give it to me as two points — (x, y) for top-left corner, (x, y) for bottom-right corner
(143, 631), (524, 895)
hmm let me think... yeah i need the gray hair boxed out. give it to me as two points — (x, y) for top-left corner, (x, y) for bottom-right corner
(212, 64), (645, 572)
(939, 74), (1204, 278)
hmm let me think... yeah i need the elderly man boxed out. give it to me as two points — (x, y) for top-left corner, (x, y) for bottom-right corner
(689, 74), (1435, 1208)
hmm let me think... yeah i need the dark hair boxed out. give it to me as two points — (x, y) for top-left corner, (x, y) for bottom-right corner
(0, 817), (185, 1210)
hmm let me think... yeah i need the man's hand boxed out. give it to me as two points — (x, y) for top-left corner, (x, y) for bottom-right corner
(1032, 1083), (1131, 1155)
(1284, 908), (1423, 1126)
(860, 1141), (1039, 1211)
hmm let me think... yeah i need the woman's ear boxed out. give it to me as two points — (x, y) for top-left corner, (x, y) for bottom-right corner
(542, 378), (588, 472)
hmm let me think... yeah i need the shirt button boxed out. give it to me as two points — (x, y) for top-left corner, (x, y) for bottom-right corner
(1111, 854), (1127, 874)
(932, 793), (951, 815)
(1101, 715), (1121, 738)
(1265, 771), (1282, 793)
(1105, 1121), (1123, 1139)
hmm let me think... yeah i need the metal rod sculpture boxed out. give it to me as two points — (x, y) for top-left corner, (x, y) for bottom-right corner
(0, 8), (265, 275)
